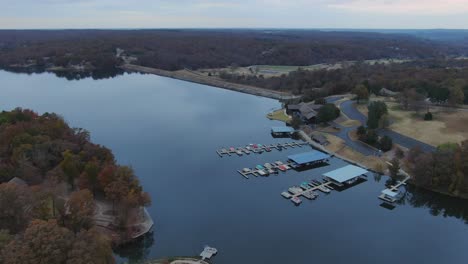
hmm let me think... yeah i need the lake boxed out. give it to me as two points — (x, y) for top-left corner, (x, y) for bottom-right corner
(1, 70), (468, 264)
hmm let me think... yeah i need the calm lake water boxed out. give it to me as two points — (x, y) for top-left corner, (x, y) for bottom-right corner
(1, 70), (468, 264)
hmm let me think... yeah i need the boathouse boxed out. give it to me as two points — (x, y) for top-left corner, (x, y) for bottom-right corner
(200, 246), (218, 260)
(288, 151), (330, 167)
(271, 126), (295, 136)
(323, 165), (367, 186)
(380, 189), (401, 203)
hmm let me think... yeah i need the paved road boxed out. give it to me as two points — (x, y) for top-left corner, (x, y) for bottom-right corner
(339, 100), (436, 152)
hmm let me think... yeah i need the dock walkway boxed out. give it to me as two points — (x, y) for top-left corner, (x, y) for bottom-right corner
(237, 161), (297, 179)
(283, 179), (336, 205)
(217, 141), (308, 157)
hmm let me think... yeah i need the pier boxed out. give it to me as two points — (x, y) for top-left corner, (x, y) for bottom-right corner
(237, 160), (297, 179)
(217, 141), (308, 157)
(378, 175), (410, 203)
(282, 179), (336, 205)
(237, 150), (330, 179)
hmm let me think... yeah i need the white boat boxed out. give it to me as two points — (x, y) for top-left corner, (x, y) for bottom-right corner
(281, 191), (292, 199)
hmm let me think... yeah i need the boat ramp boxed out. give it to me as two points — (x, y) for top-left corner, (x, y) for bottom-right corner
(216, 141), (308, 157)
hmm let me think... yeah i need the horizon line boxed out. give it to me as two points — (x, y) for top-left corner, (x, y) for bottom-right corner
(0, 27), (468, 31)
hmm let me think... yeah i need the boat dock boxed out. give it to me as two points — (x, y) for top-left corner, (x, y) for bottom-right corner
(378, 175), (410, 203)
(237, 160), (297, 179)
(216, 141), (308, 157)
(237, 150), (331, 179)
(282, 179), (336, 205)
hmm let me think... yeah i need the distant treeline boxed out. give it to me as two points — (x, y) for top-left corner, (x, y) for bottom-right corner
(0, 29), (464, 72)
(220, 59), (468, 103)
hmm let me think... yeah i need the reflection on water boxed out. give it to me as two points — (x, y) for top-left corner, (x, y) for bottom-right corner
(2, 70), (468, 264)
(115, 231), (155, 263)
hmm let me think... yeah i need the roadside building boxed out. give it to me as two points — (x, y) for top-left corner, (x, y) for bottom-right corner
(379, 88), (399, 97)
(286, 102), (322, 123)
(8, 177), (27, 186)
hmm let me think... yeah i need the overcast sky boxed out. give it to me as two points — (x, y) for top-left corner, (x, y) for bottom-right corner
(1, 0), (468, 29)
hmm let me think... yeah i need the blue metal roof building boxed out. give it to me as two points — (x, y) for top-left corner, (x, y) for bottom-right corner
(288, 151), (330, 165)
(323, 165), (368, 183)
(271, 127), (295, 134)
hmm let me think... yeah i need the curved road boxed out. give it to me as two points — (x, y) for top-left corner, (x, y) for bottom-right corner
(339, 100), (436, 153)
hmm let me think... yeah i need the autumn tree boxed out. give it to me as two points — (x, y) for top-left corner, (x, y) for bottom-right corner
(367, 101), (387, 129)
(66, 228), (115, 264)
(353, 84), (369, 103)
(66, 189), (95, 233)
(0, 183), (30, 233)
(2, 220), (74, 264)
(388, 158), (400, 178)
(448, 86), (464, 106)
(78, 158), (100, 194)
(60, 150), (80, 189)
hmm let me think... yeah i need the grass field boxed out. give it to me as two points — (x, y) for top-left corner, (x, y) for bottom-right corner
(267, 109), (291, 123)
(322, 133), (386, 172)
(357, 97), (468, 147)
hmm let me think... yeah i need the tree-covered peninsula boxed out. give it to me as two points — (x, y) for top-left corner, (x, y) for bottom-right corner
(0, 108), (152, 264)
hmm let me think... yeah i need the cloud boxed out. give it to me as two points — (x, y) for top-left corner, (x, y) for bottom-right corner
(329, 0), (468, 15)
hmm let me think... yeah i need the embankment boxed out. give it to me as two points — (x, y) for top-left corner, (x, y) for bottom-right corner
(121, 64), (299, 100)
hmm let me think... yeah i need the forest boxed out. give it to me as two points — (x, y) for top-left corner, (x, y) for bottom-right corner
(0, 29), (465, 74)
(220, 59), (468, 103)
(407, 142), (468, 198)
(0, 108), (151, 264)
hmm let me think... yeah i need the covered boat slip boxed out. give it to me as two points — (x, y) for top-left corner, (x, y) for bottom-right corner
(323, 165), (368, 186)
(287, 151), (330, 166)
(271, 126), (296, 136)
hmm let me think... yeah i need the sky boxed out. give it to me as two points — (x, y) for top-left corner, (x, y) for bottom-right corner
(1, 0), (468, 29)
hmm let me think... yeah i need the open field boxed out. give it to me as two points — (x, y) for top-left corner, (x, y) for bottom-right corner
(198, 59), (410, 78)
(357, 97), (468, 147)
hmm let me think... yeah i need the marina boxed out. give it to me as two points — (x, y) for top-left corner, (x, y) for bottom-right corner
(216, 141), (308, 157)
(282, 165), (368, 205)
(237, 150), (330, 179)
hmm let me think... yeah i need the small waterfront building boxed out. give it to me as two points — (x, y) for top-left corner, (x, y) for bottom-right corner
(271, 126), (295, 136)
(379, 189), (401, 203)
(323, 165), (368, 186)
(200, 246), (218, 260)
(312, 134), (329, 146)
(288, 151), (330, 167)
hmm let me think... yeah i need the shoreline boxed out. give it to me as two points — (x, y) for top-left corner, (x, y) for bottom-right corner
(120, 64), (300, 100)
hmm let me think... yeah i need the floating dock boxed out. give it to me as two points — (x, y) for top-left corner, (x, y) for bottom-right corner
(237, 150), (331, 179)
(237, 160), (296, 179)
(378, 175), (410, 203)
(282, 179), (336, 205)
(216, 141), (308, 157)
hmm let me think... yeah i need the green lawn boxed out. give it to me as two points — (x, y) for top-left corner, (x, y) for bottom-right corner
(267, 109), (291, 123)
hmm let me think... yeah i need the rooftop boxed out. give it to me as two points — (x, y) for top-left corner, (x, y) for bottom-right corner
(323, 165), (367, 183)
(381, 189), (400, 198)
(271, 126), (295, 133)
(288, 151), (330, 165)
